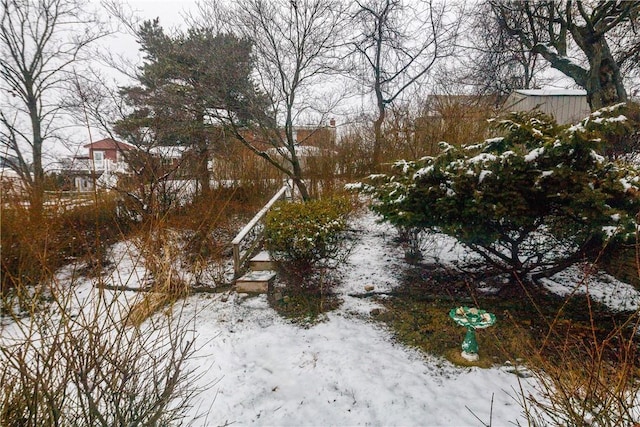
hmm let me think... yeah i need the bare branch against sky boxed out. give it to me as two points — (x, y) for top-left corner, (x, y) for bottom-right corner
(0, 0), (110, 215)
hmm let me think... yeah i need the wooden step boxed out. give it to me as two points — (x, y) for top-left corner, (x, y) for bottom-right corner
(249, 250), (276, 271)
(235, 270), (276, 293)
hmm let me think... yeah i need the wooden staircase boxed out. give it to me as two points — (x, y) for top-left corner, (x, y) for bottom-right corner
(231, 185), (290, 294)
(235, 251), (276, 293)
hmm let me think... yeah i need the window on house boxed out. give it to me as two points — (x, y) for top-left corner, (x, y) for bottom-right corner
(93, 151), (104, 169)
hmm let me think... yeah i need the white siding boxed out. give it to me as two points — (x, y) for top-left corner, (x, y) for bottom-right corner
(504, 90), (591, 124)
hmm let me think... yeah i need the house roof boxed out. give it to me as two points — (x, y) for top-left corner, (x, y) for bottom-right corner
(514, 89), (587, 97)
(83, 138), (135, 150)
(149, 145), (188, 158)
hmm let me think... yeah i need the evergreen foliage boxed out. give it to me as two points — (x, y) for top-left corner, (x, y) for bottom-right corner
(116, 20), (266, 144)
(114, 20), (269, 195)
(358, 104), (640, 280)
(264, 197), (352, 269)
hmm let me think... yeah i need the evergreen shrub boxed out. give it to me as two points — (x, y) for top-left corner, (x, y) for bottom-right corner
(357, 104), (640, 281)
(264, 196), (352, 271)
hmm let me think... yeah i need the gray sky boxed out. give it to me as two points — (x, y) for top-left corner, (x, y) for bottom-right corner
(57, 0), (201, 160)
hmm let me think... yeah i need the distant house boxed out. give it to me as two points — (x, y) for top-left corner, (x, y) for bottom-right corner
(62, 138), (135, 192)
(0, 167), (24, 198)
(503, 89), (591, 124)
(293, 118), (337, 150)
(148, 145), (188, 167)
(263, 119), (338, 169)
(84, 138), (135, 171)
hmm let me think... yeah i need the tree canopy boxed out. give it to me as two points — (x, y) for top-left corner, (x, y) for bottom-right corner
(489, 0), (640, 110)
(0, 0), (106, 216)
(115, 19), (267, 194)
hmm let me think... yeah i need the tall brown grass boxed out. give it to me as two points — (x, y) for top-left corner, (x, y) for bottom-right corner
(505, 270), (640, 426)
(0, 159), (288, 424)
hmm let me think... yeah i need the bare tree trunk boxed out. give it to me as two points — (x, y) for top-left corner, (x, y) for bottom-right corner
(288, 141), (311, 200)
(582, 42), (627, 110)
(351, 0), (459, 170)
(372, 106), (385, 172)
(0, 0), (107, 219)
(492, 0), (636, 111)
(226, 0), (346, 202)
(28, 95), (44, 219)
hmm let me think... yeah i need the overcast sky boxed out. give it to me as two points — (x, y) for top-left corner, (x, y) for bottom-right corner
(29, 0), (595, 166)
(57, 0), (202, 158)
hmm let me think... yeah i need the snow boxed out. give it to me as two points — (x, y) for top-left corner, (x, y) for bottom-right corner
(177, 212), (534, 425)
(4, 210), (640, 425)
(540, 263), (640, 312)
(515, 88), (586, 97)
(413, 165), (434, 179)
(620, 177), (633, 192)
(590, 150), (605, 163)
(468, 153), (497, 164)
(478, 169), (492, 183)
(182, 297), (530, 426)
(524, 147), (544, 163)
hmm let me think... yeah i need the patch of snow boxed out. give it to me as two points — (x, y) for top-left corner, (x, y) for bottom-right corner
(413, 165), (434, 179)
(590, 150), (605, 163)
(344, 182), (363, 191)
(524, 147), (544, 163)
(567, 123), (586, 134)
(468, 153), (497, 164)
(484, 137), (504, 144)
(540, 264), (640, 312)
(608, 114), (627, 123)
(620, 178), (633, 192)
(479, 170), (492, 183)
(602, 226), (619, 238)
(178, 294), (533, 426)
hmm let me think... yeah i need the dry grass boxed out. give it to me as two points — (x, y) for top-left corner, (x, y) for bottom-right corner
(126, 232), (188, 327)
(0, 180), (264, 424)
(0, 279), (203, 426)
(375, 259), (640, 425)
(1, 193), (128, 313)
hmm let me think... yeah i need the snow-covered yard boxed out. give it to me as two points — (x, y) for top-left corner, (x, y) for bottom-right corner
(177, 213), (537, 426)
(182, 295), (530, 426)
(3, 209), (640, 426)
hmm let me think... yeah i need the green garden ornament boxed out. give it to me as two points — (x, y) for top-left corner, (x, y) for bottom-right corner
(449, 306), (496, 362)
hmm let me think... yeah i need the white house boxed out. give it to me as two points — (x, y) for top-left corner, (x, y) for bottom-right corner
(503, 89), (591, 124)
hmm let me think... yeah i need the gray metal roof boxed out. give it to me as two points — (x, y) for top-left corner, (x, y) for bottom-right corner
(514, 89), (587, 97)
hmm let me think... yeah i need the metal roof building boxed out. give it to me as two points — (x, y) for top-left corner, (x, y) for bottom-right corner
(503, 89), (591, 124)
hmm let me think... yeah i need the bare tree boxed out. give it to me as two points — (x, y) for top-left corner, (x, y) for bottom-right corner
(455, 0), (548, 102)
(0, 0), (107, 217)
(349, 0), (459, 170)
(490, 0), (640, 110)
(220, 0), (347, 201)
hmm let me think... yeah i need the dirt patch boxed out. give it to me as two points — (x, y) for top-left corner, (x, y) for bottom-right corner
(376, 262), (640, 368)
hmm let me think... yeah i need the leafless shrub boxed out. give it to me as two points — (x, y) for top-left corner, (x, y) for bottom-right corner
(0, 278), (205, 426)
(508, 272), (640, 426)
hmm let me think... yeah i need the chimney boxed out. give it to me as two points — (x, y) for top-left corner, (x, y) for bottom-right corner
(329, 118), (336, 127)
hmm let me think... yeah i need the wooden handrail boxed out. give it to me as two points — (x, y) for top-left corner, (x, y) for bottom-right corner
(231, 185), (289, 277)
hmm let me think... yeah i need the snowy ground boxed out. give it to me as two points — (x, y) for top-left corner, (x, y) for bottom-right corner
(3, 209), (640, 426)
(177, 213), (538, 426)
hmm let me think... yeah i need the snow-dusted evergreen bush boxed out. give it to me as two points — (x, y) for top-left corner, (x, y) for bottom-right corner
(359, 104), (640, 281)
(264, 196), (352, 270)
